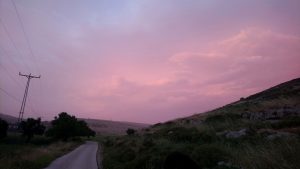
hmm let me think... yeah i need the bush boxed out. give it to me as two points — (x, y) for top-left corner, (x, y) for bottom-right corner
(20, 118), (45, 142)
(192, 144), (230, 168)
(205, 113), (241, 123)
(126, 128), (136, 135)
(270, 117), (300, 129)
(0, 118), (8, 139)
(46, 112), (95, 140)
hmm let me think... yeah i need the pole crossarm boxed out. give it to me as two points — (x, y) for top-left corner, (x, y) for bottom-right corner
(19, 72), (41, 79)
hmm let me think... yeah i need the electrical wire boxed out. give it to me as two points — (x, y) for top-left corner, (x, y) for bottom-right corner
(0, 18), (32, 72)
(10, 0), (40, 74)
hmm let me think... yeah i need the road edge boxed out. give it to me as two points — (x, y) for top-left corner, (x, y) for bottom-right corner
(96, 142), (103, 169)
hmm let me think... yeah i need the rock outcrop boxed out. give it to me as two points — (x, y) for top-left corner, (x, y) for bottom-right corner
(241, 107), (300, 120)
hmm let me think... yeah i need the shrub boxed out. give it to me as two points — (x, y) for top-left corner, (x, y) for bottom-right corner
(46, 112), (95, 140)
(192, 144), (230, 168)
(0, 118), (8, 139)
(20, 118), (45, 142)
(270, 117), (300, 129)
(126, 128), (136, 135)
(205, 113), (241, 123)
(142, 137), (154, 147)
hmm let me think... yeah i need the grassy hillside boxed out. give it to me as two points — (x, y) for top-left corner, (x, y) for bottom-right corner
(98, 78), (300, 169)
(83, 118), (149, 135)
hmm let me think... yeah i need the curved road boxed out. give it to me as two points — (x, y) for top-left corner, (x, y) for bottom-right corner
(44, 141), (99, 169)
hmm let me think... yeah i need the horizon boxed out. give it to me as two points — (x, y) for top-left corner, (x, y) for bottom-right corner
(0, 76), (299, 125)
(1, 0), (300, 124)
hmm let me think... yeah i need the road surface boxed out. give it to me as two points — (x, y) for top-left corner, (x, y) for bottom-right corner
(44, 141), (99, 169)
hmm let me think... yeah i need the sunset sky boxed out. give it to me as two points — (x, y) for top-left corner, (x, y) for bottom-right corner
(0, 0), (300, 123)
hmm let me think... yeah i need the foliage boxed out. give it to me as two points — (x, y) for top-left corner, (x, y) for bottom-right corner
(0, 134), (81, 169)
(0, 118), (8, 139)
(46, 112), (95, 140)
(126, 128), (136, 135)
(97, 78), (300, 169)
(20, 118), (45, 142)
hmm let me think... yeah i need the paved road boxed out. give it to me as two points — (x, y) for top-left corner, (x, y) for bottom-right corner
(45, 141), (99, 169)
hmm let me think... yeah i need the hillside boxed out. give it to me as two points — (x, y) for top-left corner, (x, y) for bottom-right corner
(82, 118), (149, 135)
(0, 112), (149, 135)
(0, 113), (18, 124)
(100, 77), (300, 169)
(165, 77), (300, 127)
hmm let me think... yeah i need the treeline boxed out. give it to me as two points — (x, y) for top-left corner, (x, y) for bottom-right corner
(0, 112), (95, 142)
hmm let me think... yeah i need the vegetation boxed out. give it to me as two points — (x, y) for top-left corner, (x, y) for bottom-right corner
(126, 128), (136, 135)
(46, 112), (95, 140)
(98, 78), (300, 169)
(20, 118), (46, 142)
(0, 112), (97, 169)
(0, 118), (8, 139)
(0, 134), (82, 169)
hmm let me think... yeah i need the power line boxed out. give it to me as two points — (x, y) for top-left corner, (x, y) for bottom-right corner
(0, 44), (22, 74)
(0, 87), (21, 102)
(11, 0), (40, 74)
(0, 18), (31, 72)
(0, 86), (37, 117)
(0, 64), (23, 89)
(10, 1), (43, 118)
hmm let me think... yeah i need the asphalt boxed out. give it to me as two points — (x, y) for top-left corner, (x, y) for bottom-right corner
(44, 141), (99, 169)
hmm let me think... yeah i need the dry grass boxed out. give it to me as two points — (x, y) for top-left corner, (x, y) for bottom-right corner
(0, 136), (82, 169)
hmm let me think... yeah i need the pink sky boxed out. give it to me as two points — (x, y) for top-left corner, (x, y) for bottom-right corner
(0, 0), (300, 123)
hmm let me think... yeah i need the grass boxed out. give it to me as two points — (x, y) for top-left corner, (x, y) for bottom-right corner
(0, 133), (82, 169)
(98, 111), (300, 169)
(96, 79), (300, 169)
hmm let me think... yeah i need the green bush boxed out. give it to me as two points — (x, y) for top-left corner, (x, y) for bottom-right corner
(126, 128), (136, 135)
(46, 112), (95, 140)
(192, 144), (230, 168)
(20, 118), (46, 142)
(205, 113), (241, 123)
(270, 117), (300, 129)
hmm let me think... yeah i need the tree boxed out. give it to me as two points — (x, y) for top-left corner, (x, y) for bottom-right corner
(0, 118), (8, 139)
(20, 118), (45, 142)
(46, 112), (95, 140)
(126, 128), (136, 135)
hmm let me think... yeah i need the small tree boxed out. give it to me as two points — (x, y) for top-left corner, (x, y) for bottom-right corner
(0, 118), (8, 139)
(20, 118), (45, 142)
(46, 112), (95, 140)
(126, 128), (136, 135)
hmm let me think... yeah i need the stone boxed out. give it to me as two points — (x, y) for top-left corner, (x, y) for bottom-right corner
(225, 129), (247, 139)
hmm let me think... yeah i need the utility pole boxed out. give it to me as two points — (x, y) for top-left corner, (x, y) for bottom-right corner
(18, 72), (40, 123)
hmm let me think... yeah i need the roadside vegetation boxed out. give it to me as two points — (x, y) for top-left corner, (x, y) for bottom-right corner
(99, 114), (300, 169)
(0, 134), (81, 169)
(0, 112), (95, 169)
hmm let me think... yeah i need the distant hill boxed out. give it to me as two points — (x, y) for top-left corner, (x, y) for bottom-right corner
(0, 113), (18, 124)
(82, 118), (149, 135)
(0, 112), (149, 135)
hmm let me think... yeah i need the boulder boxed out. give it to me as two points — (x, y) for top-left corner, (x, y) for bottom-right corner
(225, 129), (247, 139)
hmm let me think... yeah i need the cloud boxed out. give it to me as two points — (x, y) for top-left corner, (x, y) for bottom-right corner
(76, 28), (300, 123)
(1, 0), (300, 124)
(169, 28), (300, 88)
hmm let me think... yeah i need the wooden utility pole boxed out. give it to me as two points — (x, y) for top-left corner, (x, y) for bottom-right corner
(18, 72), (40, 123)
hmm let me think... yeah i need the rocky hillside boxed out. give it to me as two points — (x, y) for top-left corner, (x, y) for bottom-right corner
(101, 78), (300, 169)
(166, 77), (300, 127)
